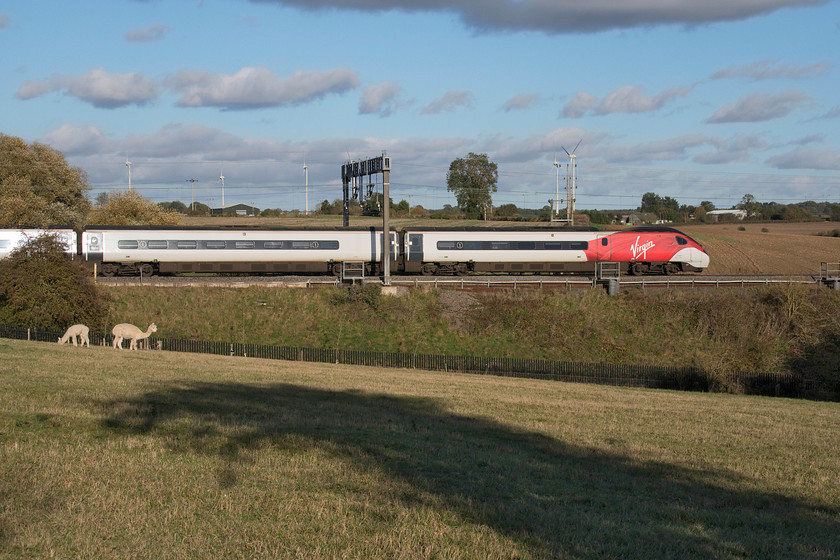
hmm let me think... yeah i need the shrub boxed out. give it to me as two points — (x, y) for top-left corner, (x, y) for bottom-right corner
(0, 234), (108, 330)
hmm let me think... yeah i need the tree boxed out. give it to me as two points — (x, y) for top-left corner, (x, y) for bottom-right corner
(639, 192), (663, 214)
(87, 190), (183, 225)
(0, 133), (90, 227)
(446, 153), (498, 219)
(0, 234), (107, 330)
(738, 193), (761, 219)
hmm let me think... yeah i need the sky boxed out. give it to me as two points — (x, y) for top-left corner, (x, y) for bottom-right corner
(1, 0), (839, 213)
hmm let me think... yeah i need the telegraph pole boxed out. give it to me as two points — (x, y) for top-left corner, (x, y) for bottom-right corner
(187, 179), (198, 212)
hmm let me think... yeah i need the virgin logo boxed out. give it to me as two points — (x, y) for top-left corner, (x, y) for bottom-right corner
(631, 236), (655, 260)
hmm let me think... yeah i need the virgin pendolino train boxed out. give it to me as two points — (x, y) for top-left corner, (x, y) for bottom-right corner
(0, 225), (709, 277)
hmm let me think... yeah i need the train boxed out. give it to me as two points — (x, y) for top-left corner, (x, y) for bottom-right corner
(0, 225), (709, 277)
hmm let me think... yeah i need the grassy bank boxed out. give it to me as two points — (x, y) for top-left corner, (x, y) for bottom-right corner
(102, 284), (840, 396)
(0, 339), (838, 558)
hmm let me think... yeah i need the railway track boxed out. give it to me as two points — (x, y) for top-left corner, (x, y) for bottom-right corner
(96, 273), (822, 290)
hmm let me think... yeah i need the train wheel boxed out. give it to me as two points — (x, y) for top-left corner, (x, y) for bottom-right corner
(630, 262), (645, 276)
(101, 263), (119, 277)
(421, 263), (436, 276)
(331, 262), (342, 276)
(664, 263), (680, 275)
(138, 263), (155, 276)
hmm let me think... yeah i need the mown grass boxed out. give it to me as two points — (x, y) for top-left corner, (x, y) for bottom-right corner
(0, 339), (838, 559)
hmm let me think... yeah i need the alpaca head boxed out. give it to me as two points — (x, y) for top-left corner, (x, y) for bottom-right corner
(149, 323), (158, 333)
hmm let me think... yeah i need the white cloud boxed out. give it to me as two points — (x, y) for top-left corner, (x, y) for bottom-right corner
(359, 81), (403, 116)
(767, 148), (840, 170)
(706, 91), (813, 123)
(421, 91), (474, 114)
(711, 58), (832, 80)
(15, 68), (160, 109)
(124, 23), (172, 43)
(251, 1), (826, 34)
(563, 85), (692, 117)
(166, 66), (359, 110)
(502, 94), (540, 112)
(41, 124), (106, 155)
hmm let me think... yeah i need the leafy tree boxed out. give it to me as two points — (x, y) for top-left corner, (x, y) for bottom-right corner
(694, 205), (707, 222)
(446, 153), (498, 219)
(0, 133), (90, 227)
(158, 201), (189, 214)
(0, 234), (107, 330)
(699, 201), (716, 211)
(87, 190), (183, 225)
(738, 193), (761, 219)
(495, 203), (519, 218)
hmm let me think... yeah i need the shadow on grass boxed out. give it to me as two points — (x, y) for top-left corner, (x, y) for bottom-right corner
(100, 382), (838, 559)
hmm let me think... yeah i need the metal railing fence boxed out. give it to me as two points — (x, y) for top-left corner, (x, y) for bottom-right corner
(0, 324), (810, 399)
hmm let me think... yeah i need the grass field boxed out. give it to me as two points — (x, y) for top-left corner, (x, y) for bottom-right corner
(1, 339), (838, 559)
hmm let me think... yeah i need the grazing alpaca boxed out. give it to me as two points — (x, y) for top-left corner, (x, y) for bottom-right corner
(58, 324), (90, 347)
(112, 323), (157, 350)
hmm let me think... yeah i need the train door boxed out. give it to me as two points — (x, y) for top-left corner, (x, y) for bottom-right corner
(405, 233), (423, 273)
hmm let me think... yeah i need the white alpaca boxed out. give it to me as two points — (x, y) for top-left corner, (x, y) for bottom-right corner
(58, 324), (90, 347)
(112, 323), (157, 350)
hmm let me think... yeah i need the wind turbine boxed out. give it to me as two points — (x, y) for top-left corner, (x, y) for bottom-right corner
(303, 160), (309, 215)
(219, 171), (225, 208)
(552, 153), (561, 220)
(125, 160), (132, 191)
(561, 139), (582, 226)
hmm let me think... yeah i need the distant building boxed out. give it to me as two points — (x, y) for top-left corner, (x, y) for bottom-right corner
(706, 209), (747, 221)
(211, 203), (260, 217)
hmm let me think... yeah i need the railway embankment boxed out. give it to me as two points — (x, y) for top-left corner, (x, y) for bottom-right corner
(96, 283), (840, 400)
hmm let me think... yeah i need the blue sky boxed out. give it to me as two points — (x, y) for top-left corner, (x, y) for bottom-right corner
(2, 0), (838, 212)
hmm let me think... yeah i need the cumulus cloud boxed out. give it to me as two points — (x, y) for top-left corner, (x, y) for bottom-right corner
(41, 124), (106, 155)
(14, 68), (160, 108)
(563, 85), (692, 118)
(711, 58), (832, 80)
(359, 81), (403, 116)
(692, 135), (769, 164)
(250, 0), (825, 34)
(166, 66), (359, 110)
(502, 93), (540, 112)
(124, 23), (172, 42)
(421, 91), (474, 114)
(606, 134), (711, 163)
(706, 91), (813, 123)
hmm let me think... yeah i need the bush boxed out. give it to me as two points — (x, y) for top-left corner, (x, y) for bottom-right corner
(0, 234), (108, 331)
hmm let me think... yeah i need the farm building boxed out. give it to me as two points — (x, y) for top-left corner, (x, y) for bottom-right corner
(706, 209), (747, 221)
(211, 203), (260, 217)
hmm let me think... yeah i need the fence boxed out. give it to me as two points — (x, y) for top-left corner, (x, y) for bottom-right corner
(0, 324), (810, 399)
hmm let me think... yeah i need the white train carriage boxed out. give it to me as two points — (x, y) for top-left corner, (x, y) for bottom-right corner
(0, 228), (77, 260)
(83, 227), (398, 276)
(402, 228), (608, 275)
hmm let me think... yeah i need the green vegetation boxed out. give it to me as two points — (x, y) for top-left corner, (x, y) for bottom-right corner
(0, 234), (107, 330)
(0, 133), (90, 227)
(0, 339), (837, 558)
(102, 284), (840, 399)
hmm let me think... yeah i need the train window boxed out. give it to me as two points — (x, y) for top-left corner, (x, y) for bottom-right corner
(177, 241), (197, 249)
(544, 241), (589, 250)
(601, 238), (608, 246)
(146, 240), (168, 250)
(491, 242), (509, 250)
(235, 241), (255, 249)
(516, 242), (536, 250)
(0, 240), (9, 248)
(118, 240), (138, 249)
(676, 236), (688, 245)
(264, 240), (339, 250)
(206, 241), (227, 249)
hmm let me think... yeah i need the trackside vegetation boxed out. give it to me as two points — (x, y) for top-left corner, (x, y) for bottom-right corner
(101, 283), (840, 400)
(0, 340), (838, 558)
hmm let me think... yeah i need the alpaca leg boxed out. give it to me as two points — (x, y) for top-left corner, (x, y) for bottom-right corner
(71, 335), (78, 347)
